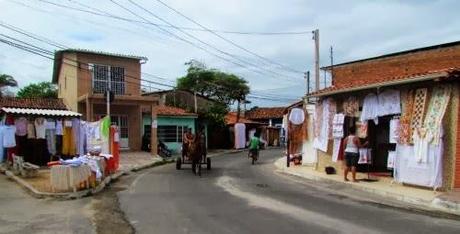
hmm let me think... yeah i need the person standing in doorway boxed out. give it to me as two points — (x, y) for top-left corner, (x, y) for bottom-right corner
(342, 127), (368, 182)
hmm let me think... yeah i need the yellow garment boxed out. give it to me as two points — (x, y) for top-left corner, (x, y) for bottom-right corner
(62, 127), (76, 155)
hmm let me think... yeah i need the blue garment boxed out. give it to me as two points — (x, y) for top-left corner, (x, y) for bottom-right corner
(0, 126), (5, 162)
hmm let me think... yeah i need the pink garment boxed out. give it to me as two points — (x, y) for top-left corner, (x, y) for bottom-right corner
(14, 117), (28, 136)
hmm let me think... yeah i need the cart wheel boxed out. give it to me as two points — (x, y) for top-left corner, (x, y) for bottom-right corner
(176, 158), (182, 170)
(207, 158), (211, 170)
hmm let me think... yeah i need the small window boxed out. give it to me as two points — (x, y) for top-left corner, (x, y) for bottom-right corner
(91, 64), (125, 95)
(158, 125), (178, 142)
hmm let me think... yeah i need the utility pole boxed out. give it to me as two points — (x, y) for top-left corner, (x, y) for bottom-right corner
(194, 80), (198, 113)
(330, 46), (334, 87)
(312, 29), (320, 91)
(304, 71), (310, 95)
(194, 91), (197, 113)
(106, 74), (111, 117)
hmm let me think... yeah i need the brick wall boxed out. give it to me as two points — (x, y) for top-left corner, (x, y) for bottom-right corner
(331, 45), (460, 87)
(455, 84), (460, 188)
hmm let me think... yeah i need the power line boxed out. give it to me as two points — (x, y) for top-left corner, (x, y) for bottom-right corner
(28, 0), (311, 36)
(1, 35), (300, 103)
(0, 37), (159, 91)
(0, 21), (68, 49)
(113, 0), (301, 82)
(153, 0), (304, 74)
(0, 24), (177, 89)
(0, 34), (175, 90)
(0, 26), (302, 102)
(25, 0), (302, 82)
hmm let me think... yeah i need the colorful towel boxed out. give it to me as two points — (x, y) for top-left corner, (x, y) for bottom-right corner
(410, 88), (428, 142)
(424, 85), (451, 145)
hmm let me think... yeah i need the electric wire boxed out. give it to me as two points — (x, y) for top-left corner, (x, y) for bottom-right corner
(113, 0), (301, 82)
(153, 0), (304, 74)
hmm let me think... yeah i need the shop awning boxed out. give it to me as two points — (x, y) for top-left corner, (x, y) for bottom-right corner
(1, 107), (82, 117)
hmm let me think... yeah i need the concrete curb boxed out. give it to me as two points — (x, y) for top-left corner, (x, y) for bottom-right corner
(2, 158), (174, 200)
(274, 158), (460, 216)
(2, 150), (260, 200)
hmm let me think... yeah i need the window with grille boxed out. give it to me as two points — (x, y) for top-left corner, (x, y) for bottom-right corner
(91, 64), (125, 95)
(158, 125), (187, 143)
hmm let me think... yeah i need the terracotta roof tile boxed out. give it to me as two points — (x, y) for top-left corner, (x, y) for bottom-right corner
(245, 107), (287, 120)
(0, 98), (68, 110)
(156, 106), (197, 117)
(225, 112), (263, 125)
(310, 67), (460, 97)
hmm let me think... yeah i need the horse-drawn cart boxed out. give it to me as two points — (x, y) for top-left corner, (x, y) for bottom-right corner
(176, 138), (211, 176)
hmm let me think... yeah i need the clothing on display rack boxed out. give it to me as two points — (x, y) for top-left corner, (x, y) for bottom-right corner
(343, 96), (359, 117)
(314, 101), (323, 138)
(0, 126), (5, 162)
(14, 117), (27, 136)
(356, 121), (368, 138)
(360, 93), (379, 124)
(313, 98), (332, 152)
(234, 123), (246, 149)
(100, 116), (111, 154)
(46, 129), (56, 156)
(3, 125), (16, 148)
(56, 120), (63, 135)
(387, 151), (396, 169)
(327, 98), (337, 139)
(62, 124), (76, 156)
(413, 128), (432, 164)
(358, 148), (372, 164)
(289, 108), (305, 125)
(332, 113), (345, 138)
(72, 119), (81, 155)
(399, 90), (414, 145)
(410, 88), (428, 142)
(27, 122), (36, 139)
(378, 89), (401, 116)
(389, 118), (400, 144)
(35, 118), (47, 139)
(332, 138), (342, 162)
(394, 142), (443, 189)
(424, 84), (451, 145)
(79, 121), (87, 156)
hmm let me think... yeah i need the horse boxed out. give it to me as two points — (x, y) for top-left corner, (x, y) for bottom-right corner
(187, 136), (204, 176)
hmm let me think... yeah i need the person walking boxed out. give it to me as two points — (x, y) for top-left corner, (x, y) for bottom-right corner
(342, 127), (368, 182)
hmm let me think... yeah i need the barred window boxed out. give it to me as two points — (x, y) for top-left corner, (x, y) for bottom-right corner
(158, 125), (186, 143)
(91, 64), (125, 95)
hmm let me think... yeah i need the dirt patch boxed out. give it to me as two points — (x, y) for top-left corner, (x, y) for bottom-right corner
(21, 170), (52, 192)
(91, 184), (134, 234)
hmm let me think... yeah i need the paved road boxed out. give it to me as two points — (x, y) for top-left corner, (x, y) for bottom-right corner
(118, 149), (460, 234)
(0, 175), (95, 234)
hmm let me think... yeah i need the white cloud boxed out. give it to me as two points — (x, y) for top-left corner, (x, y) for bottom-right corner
(0, 0), (459, 107)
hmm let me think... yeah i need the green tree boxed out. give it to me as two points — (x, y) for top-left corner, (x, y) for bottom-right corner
(17, 81), (58, 98)
(177, 60), (250, 105)
(0, 74), (18, 97)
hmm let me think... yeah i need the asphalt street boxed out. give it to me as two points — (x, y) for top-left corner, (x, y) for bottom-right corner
(117, 149), (460, 234)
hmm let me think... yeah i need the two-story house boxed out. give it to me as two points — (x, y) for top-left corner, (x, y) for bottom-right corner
(52, 49), (158, 151)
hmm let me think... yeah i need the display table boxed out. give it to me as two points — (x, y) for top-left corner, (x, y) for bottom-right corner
(50, 165), (92, 192)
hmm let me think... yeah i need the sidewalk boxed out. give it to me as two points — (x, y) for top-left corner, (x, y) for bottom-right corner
(274, 157), (460, 216)
(0, 152), (168, 199)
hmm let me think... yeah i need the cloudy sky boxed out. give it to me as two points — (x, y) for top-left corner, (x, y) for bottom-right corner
(0, 0), (459, 107)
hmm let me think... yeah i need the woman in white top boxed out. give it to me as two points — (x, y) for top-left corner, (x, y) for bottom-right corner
(342, 127), (368, 182)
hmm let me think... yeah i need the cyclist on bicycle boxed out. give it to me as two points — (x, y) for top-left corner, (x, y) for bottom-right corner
(248, 131), (264, 160)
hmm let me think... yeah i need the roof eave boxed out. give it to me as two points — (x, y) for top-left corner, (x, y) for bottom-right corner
(308, 71), (449, 97)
